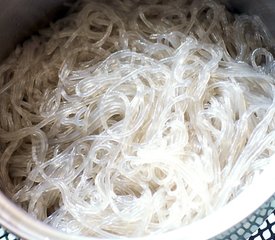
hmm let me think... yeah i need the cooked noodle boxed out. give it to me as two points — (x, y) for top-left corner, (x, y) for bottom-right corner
(0, 0), (275, 237)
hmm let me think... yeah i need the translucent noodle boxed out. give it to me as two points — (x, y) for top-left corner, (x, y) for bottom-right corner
(0, 0), (275, 237)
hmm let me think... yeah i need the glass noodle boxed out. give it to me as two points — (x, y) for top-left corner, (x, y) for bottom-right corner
(0, 0), (275, 237)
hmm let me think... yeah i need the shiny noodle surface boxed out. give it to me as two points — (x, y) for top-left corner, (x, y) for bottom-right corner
(0, 0), (275, 237)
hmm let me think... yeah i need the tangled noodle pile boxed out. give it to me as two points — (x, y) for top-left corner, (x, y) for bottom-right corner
(0, 0), (275, 237)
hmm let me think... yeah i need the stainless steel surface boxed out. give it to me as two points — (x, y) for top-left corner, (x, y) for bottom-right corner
(225, 0), (275, 37)
(0, 0), (274, 62)
(0, 0), (71, 62)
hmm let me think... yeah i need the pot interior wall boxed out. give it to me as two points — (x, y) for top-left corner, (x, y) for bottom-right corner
(0, 0), (73, 62)
(0, 0), (275, 63)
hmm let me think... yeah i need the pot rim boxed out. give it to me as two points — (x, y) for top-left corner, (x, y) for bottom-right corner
(0, 159), (275, 240)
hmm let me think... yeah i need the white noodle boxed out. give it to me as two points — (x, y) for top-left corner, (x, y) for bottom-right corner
(0, 0), (275, 237)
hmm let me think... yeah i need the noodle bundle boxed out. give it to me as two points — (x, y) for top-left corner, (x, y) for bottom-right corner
(0, 0), (275, 237)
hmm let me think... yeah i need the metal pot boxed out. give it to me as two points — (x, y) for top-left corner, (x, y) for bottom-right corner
(0, 1), (274, 239)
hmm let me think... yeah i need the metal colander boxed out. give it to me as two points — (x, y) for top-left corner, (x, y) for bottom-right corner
(0, 0), (275, 239)
(214, 195), (275, 239)
(1, 196), (275, 239)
